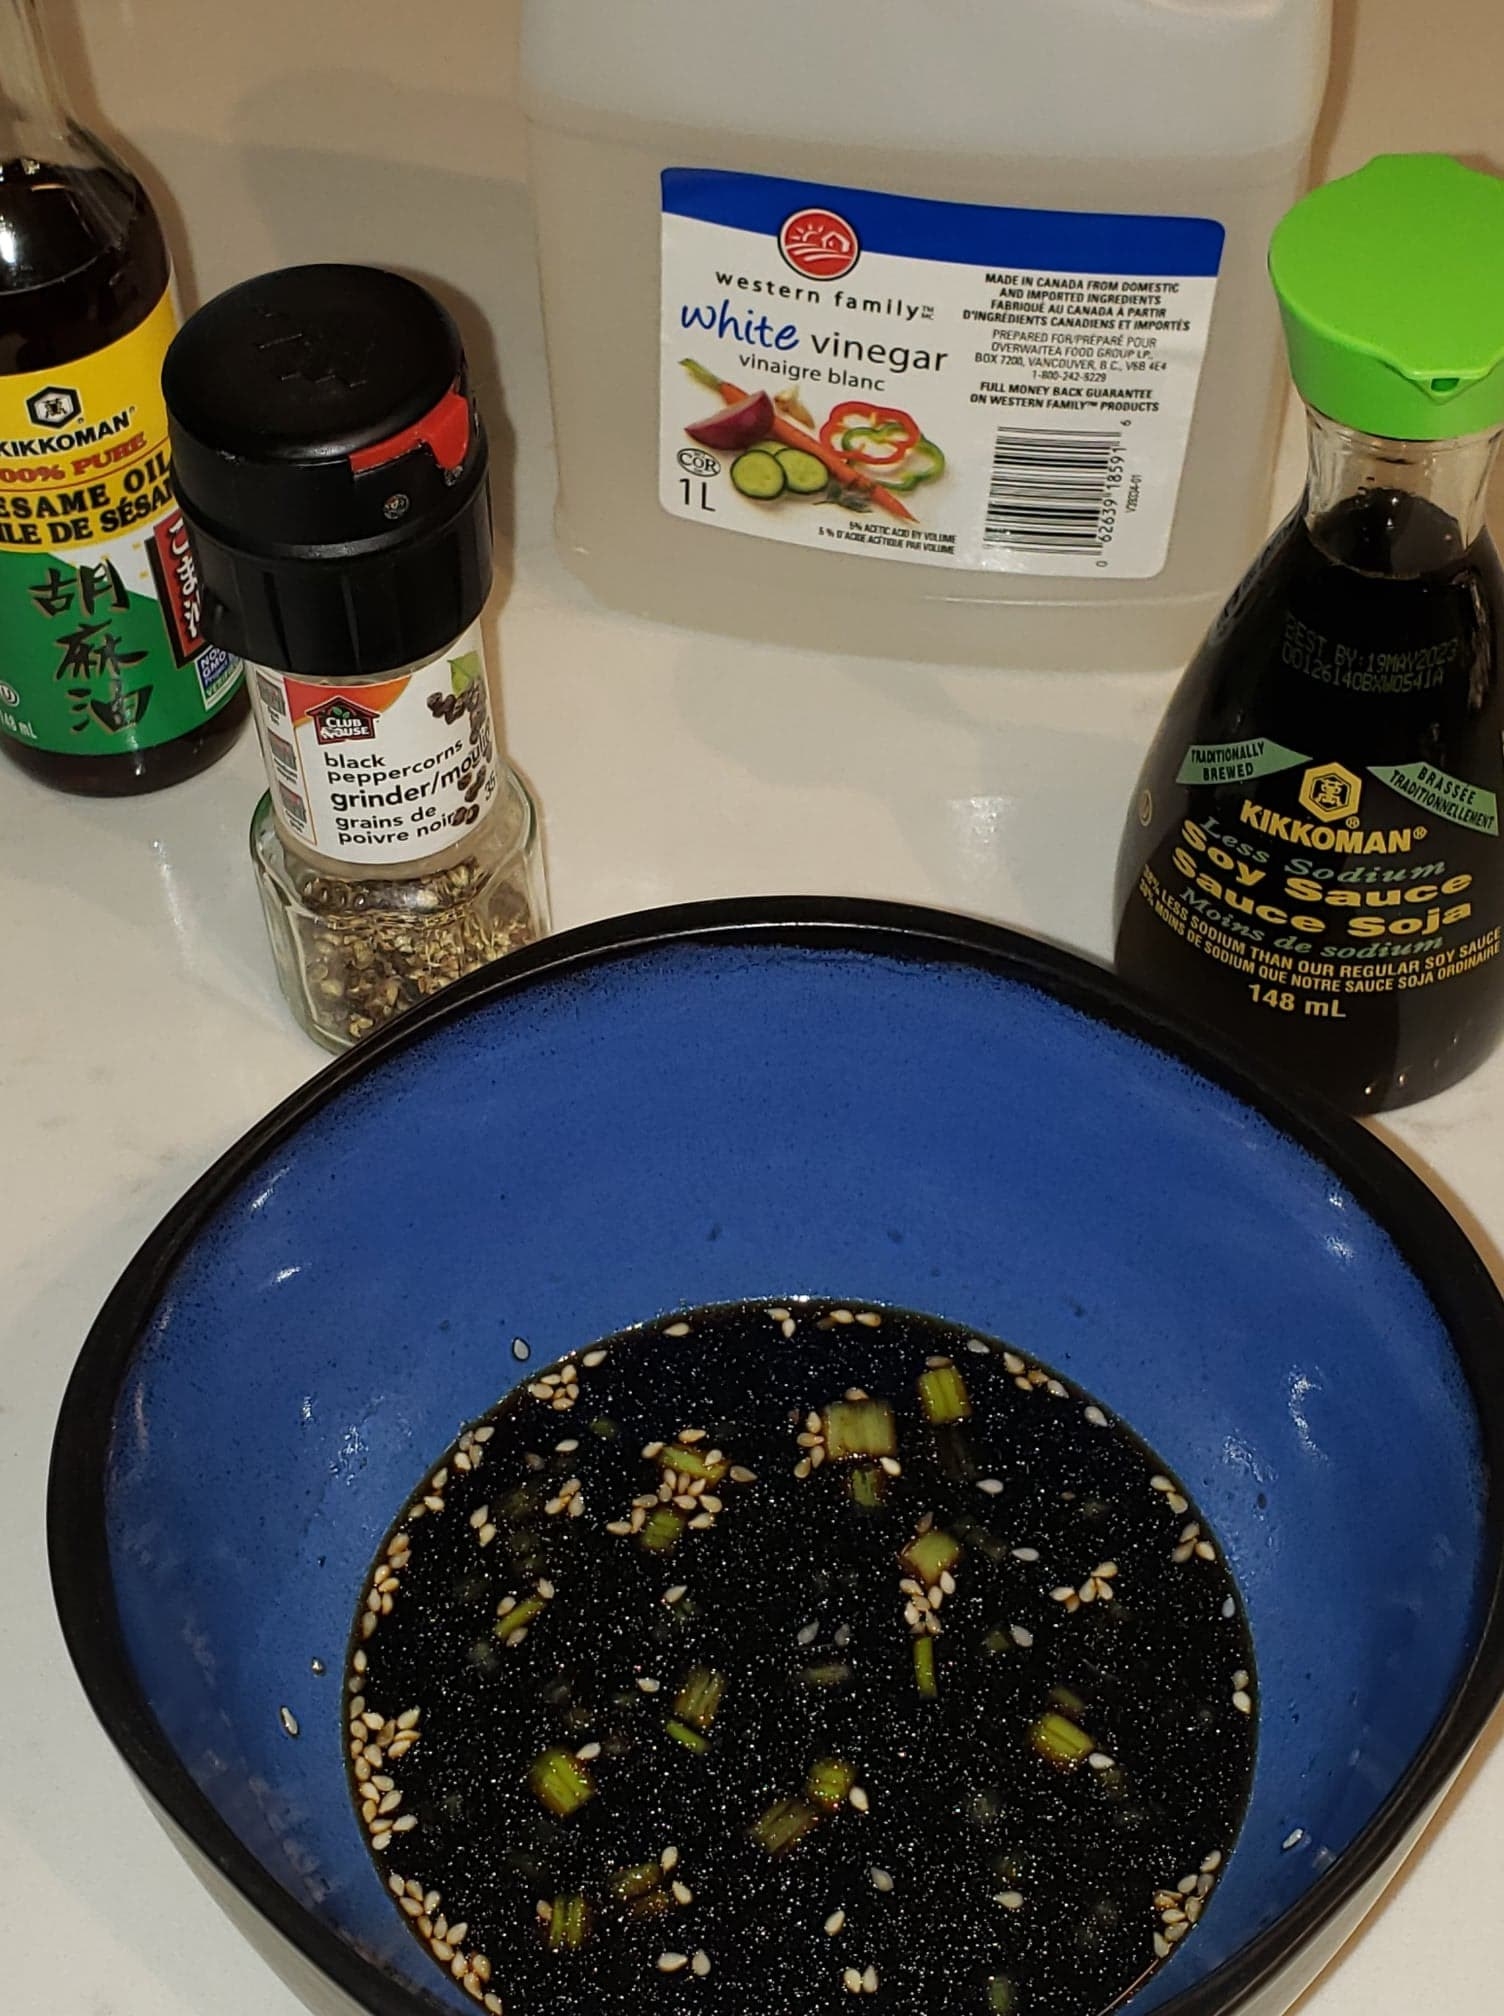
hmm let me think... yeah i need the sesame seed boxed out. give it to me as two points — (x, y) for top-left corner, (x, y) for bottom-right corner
(576, 1742), (602, 1761)
(637, 1676), (662, 1694)
(1233, 1690), (1253, 1715)
(1201, 1850), (1223, 1872)
(453, 1452), (472, 1472)
(843, 1968), (864, 1993)
(664, 1585), (688, 1606)
(536, 1900), (553, 1922)
(485, 1996), (504, 2014)
(1177, 1874), (1199, 1895)
(1084, 1405), (1108, 1426)
(371, 1830), (392, 1852)
(672, 1880), (693, 1905)
(869, 1867), (894, 1892)
(392, 1814), (418, 1832)
(556, 1439), (579, 1453)
(657, 1952), (689, 1972)
(433, 1940), (454, 1963)
(862, 1966), (879, 1993)
(856, 1312), (881, 1327)
(279, 1706), (299, 1739)
(878, 1456), (901, 1477)
(997, 1891), (1024, 1912)
(379, 1790), (402, 1815)
(1222, 1595), (1237, 1619)
(583, 1348), (608, 1366)
(781, 1318), (796, 1338)
(1011, 1547), (1039, 1562)
(797, 1621), (820, 1646)
(1088, 1753), (1115, 1771)
(661, 1844), (680, 1870)
(1232, 1668), (1249, 1689)
(825, 1909), (846, 1936)
(730, 1465), (757, 1484)
(1009, 1625), (1034, 1648)
(978, 1478), (1004, 1495)
(398, 1707), (422, 1728)
(1282, 1829), (1305, 1851)
(680, 1428), (708, 1444)
(848, 1786), (869, 1812)
(479, 1524), (497, 1546)
(664, 1323), (691, 1338)
(1154, 1934), (1171, 1960)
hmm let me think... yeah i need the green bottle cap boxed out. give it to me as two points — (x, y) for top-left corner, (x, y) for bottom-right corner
(1269, 154), (1504, 442)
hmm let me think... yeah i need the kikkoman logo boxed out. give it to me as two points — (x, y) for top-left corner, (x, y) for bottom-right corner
(1298, 761), (1363, 824)
(26, 384), (81, 430)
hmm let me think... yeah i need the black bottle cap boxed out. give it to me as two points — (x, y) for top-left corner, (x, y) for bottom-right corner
(163, 264), (491, 677)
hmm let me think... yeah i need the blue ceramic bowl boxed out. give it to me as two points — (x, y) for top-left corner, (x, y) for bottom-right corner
(50, 900), (1504, 2016)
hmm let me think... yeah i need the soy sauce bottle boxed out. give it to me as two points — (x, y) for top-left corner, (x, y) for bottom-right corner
(1115, 156), (1504, 1113)
(0, 0), (246, 792)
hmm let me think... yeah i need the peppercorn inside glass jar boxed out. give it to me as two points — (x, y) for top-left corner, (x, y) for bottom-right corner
(246, 618), (548, 1050)
(251, 766), (545, 1051)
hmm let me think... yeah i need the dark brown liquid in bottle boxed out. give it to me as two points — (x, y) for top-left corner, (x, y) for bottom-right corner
(0, 158), (247, 793)
(1114, 493), (1504, 1113)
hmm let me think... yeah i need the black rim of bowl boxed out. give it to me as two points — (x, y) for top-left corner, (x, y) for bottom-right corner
(47, 897), (1504, 2016)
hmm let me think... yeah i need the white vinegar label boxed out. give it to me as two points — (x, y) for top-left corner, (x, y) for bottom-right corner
(660, 169), (1224, 580)
(247, 623), (498, 865)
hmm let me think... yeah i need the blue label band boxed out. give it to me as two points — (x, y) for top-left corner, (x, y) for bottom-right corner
(663, 168), (1225, 280)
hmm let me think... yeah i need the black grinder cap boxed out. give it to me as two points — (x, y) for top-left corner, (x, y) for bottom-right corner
(163, 264), (491, 678)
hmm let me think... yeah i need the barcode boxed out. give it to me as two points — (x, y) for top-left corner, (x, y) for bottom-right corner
(983, 427), (1119, 553)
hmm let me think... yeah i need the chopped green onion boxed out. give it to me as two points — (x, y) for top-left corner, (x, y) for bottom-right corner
(751, 1796), (821, 1852)
(548, 1895), (588, 1949)
(988, 1975), (1016, 2015)
(805, 1756), (857, 1808)
(660, 1443), (728, 1482)
(590, 1417), (618, 1438)
(666, 1717), (710, 1753)
(823, 1399), (897, 1460)
(803, 1661), (853, 1688)
(849, 1465), (887, 1509)
(1030, 1712), (1094, 1767)
(982, 1629), (1011, 1656)
(674, 1667), (725, 1731)
(913, 1636), (938, 1697)
(610, 1863), (662, 1902)
(902, 1527), (962, 1584)
(639, 1507), (685, 1553)
(918, 1364), (972, 1423)
(529, 1747), (595, 1815)
(493, 1593), (547, 1639)
(1048, 1684), (1087, 1715)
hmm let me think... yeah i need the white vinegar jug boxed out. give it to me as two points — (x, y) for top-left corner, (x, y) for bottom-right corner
(522, 0), (1331, 670)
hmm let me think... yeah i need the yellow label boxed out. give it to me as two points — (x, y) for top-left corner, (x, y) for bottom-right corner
(0, 285), (178, 547)
(0, 286), (243, 759)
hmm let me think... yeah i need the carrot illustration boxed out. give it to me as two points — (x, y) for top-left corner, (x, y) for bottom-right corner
(681, 359), (918, 523)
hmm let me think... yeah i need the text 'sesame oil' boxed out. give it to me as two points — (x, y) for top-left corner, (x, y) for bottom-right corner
(1115, 156), (1504, 1112)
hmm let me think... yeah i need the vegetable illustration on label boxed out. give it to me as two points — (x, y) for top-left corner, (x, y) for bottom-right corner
(681, 359), (938, 522)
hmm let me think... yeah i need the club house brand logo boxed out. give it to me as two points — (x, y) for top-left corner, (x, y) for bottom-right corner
(779, 207), (861, 281)
(309, 694), (379, 744)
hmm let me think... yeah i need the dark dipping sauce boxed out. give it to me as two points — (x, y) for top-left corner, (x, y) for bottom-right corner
(345, 1302), (1256, 2016)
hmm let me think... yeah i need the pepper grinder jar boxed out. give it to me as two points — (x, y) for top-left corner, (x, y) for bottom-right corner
(163, 264), (548, 1050)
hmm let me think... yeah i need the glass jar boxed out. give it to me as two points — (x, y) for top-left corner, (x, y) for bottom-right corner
(253, 757), (547, 1052)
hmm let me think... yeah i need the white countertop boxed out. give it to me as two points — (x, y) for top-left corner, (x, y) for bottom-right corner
(3, 1), (1501, 2009)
